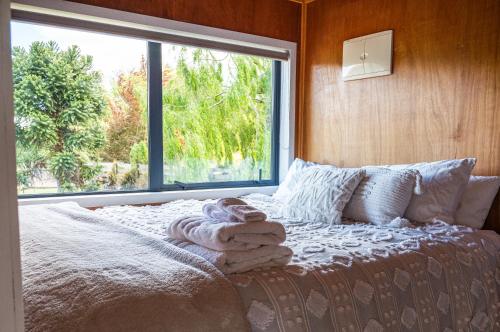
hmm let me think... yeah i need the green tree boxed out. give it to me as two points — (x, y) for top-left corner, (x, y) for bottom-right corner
(104, 48), (273, 184)
(162, 48), (273, 182)
(13, 41), (105, 192)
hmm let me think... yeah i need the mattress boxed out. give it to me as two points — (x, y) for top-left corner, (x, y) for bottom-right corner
(95, 194), (500, 332)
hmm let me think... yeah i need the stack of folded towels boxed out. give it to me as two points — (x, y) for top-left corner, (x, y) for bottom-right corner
(166, 198), (292, 274)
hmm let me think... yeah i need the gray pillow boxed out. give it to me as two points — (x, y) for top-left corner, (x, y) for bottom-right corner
(282, 165), (365, 226)
(387, 158), (476, 223)
(343, 167), (423, 225)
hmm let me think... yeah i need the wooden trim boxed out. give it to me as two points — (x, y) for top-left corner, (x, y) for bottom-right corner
(288, 0), (317, 3)
(295, 2), (307, 158)
(0, 0), (24, 330)
(293, 0), (316, 159)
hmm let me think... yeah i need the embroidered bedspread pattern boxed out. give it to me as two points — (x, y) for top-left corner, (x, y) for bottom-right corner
(238, 196), (500, 332)
(231, 227), (500, 332)
(95, 195), (500, 332)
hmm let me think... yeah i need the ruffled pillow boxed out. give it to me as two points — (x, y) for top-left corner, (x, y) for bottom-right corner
(274, 158), (318, 203)
(282, 165), (365, 226)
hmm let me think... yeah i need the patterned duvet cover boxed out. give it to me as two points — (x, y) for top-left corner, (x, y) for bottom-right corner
(95, 194), (500, 332)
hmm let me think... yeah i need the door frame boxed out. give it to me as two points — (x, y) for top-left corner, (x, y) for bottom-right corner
(0, 0), (24, 331)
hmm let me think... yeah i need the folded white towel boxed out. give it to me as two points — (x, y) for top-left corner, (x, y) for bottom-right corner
(166, 215), (286, 251)
(202, 203), (241, 223)
(168, 239), (293, 274)
(216, 198), (267, 222)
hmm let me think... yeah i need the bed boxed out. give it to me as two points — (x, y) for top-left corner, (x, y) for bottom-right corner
(19, 194), (500, 332)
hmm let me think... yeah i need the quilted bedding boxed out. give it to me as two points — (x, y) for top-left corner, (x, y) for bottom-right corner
(95, 194), (500, 332)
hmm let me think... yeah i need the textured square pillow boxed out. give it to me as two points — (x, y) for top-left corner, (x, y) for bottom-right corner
(273, 158), (318, 203)
(343, 167), (423, 225)
(282, 165), (365, 226)
(388, 158), (476, 223)
(455, 176), (500, 229)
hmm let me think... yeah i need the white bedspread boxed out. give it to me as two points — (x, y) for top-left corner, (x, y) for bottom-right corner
(95, 194), (500, 332)
(19, 202), (249, 332)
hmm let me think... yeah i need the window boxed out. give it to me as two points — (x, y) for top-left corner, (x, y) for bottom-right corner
(159, 43), (278, 189)
(12, 18), (281, 197)
(12, 22), (149, 194)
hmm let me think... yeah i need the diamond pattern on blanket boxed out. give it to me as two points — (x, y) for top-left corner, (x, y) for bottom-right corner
(401, 306), (417, 329)
(393, 268), (411, 291)
(284, 265), (308, 277)
(228, 274), (253, 288)
(399, 239), (420, 251)
(470, 278), (484, 299)
(363, 319), (384, 332)
(247, 300), (276, 331)
(306, 289), (328, 319)
(471, 311), (490, 331)
(456, 251), (472, 266)
(371, 232), (393, 242)
(303, 245), (325, 253)
(353, 280), (374, 305)
(331, 254), (353, 267)
(427, 256), (442, 279)
(437, 292), (450, 314)
(368, 248), (390, 258)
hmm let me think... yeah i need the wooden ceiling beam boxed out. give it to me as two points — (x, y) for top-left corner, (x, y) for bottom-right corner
(288, 0), (316, 4)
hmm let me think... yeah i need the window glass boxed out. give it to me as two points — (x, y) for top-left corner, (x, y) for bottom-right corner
(11, 22), (148, 194)
(161, 44), (274, 185)
(12, 20), (280, 196)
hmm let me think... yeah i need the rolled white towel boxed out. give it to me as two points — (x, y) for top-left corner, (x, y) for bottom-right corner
(166, 215), (286, 251)
(202, 203), (241, 223)
(216, 198), (267, 222)
(168, 239), (293, 274)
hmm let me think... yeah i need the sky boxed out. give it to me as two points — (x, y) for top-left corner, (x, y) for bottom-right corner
(11, 21), (237, 90)
(11, 21), (149, 88)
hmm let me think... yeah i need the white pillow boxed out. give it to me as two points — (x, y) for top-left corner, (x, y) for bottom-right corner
(388, 158), (476, 223)
(343, 167), (423, 225)
(282, 165), (365, 226)
(273, 158), (317, 202)
(455, 176), (500, 229)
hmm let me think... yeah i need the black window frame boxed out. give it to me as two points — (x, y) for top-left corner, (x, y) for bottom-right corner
(15, 33), (281, 198)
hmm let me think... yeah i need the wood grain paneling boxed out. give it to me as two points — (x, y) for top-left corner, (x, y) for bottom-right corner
(302, 0), (500, 230)
(68, 0), (301, 42)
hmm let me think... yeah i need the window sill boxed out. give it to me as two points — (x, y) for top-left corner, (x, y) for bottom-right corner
(18, 186), (278, 208)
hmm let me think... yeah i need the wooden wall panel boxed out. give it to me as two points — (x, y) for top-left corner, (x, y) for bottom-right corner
(68, 0), (301, 42)
(302, 0), (500, 230)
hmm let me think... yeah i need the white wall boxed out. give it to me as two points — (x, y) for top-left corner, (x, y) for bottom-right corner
(0, 0), (24, 330)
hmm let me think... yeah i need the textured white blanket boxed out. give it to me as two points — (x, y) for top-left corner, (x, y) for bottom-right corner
(19, 203), (249, 332)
